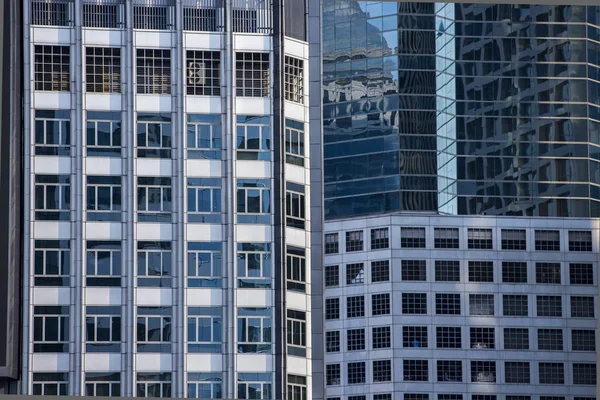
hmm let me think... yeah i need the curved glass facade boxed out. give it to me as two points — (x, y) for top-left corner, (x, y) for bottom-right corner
(323, 1), (600, 219)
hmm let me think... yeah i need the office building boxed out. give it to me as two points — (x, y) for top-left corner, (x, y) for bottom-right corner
(21, 0), (312, 398)
(311, 2), (600, 400)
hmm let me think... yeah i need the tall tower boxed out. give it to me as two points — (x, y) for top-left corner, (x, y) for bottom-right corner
(22, 0), (311, 398)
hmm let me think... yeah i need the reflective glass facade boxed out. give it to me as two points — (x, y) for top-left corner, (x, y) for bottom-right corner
(323, 2), (600, 219)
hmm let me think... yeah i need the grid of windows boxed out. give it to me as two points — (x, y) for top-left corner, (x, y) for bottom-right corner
(436, 327), (462, 348)
(402, 293), (427, 314)
(324, 233), (339, 254)
(372, 326), (391, 349)
(467, 228), (492, 249)
(436, 293), (461, 315)
(32, 373), (69, 396)
(34, 45), (70, 91)
(503, 295), (528, 316)
(569, 231), (592, 251)
(347, 362), (366, 385)
(437, 360), (462, 382)
(403, 326), (428, 348)
(535, 230), (560, 251)
(371, 260), (390, 283)
(572, 363), (597, 385)
(570, 263), (594, 285)
(536, 262), (561, 284)
(469, 294), (494, 316)
(186, 50), (220, 96)
(403, 360), (428, 381)
(284, 55), (304, 104)
(31, 0), (72, 26)
(326, 364), (341, 386)
(537, 329), (563, 351)
(186, 114), (221, 160)
(501, 229), (526, 250)
(236, 116), (271, 161)
(504, 328), (529, 350)
(346, 230), (363, 252)
(86, 111), (121, 157)
(538, 363), (564, 384)
(324, 265), (339, 287)
(468, 261), (493, 282)
(571, 296), (595, 318)
(471, 361), (496, 383)
(537, 295), (562, 317)
(136, 49), (171, 94)
(347, 328), (365, 351)
(326, 331), (340, 353)
(34, 109), (71, 156)
(373, 360), (392, 382)
(434, 228), (459, 249)
(83, 2), (123, 28)
(572, 329), (596, 351)
(346, 263), (364, 285)
(470, 327), (495, 349)
(285, 119), (304, 166)
(235, 52), (269, 97)
(435, 260), (460, 282)
(402, 260), (426, 281)
(325, 298), (339, 320)
(502, 261), (528, 283)
(371, 228), (389, 249)
(286, 182), (306, 229)
(85, 47), (121, 93)
(401, 227), (426, 248)
(347, 296), (365, 318)
(372, 293), (391, 316)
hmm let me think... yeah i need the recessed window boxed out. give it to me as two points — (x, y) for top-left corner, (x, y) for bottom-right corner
(86, 176), (122, 222)
(287, 375), (306, 400)
(137, 177), (172, 222)
(286, 247), (306, 293)
(403, 360), (428, 381)
(373, 360), (392, 382)
(436, 327), (461, 349)
(502, 261), (527, 283)
(325, 298), (339, 320)
(402, 260), (426, 281)
(237, 373), (271, 400)
(83, 2), (123, 28)
(136, 49), (171, 94)
(34, 110), (71, 156)
(85, 47), (121, 93)
(186, 114), (221, 160)
(437, 360), (462, 382)
(501, 229), (526, 250)
(324, 265), (339, 287)
(324, 233), (339, 254)
(33, 306), (70, 353)
(402, 293), (427, 314)
(468, 261), (493, 283)
(136, 306), (172, 353)
(569, 263), (594, 285)
(85, 372), (121, 397)
(371, 228), (389, 249)
(86, 241), (122, 287)
(434, 228), (459, 249)
(347, 328), (365, 351)
(571, 296), (595, 318)
(371, 260), (390, 283)
(346, 230), (364, 252)
(568, 231), (592, 251)
(85, 306), (121, 354)
(235, 52), (270, 97)
(504, 362), (530, 384)
(188, 372), (221, 399)
(535, 262), (561, 284)
(284, 55), (304, 104)
(187, 307), (222, 354)
(32, 373), (69, 396)
(137, 241), (172, 288)
(372, 326), (391, 349)
(535, 230), (560, 251)
(403, 326), (428, 348)
(186, 50), (220, 96)
(346, 263), (364, 285)
(34, 240), (70, 287)
(401, 227), (426, 248)
(469, 294), (494, 316)
(503, 295), (528, 317)
(470, 361), (496, 383)
(34, 45), (70, 91)
(285, 182), (306, 229)
(435, 260), (460, 282)
(504, 328), (529, 350)
(237, 243), (271, 289)
(236, 115), (271, 161)
(34, 175), (70, 221)
(183, 3), (219, 32)
(326, 364), (340, 386)
(347, 362), (366, 385)
(572, 363), (597, 385)
(325, 331), (340, 352)
(187, 178), (222, 224)
(572, 329), (596, 351)
(136, 113), (172, 158)
(187, 242), (222, 288)
(467, 228), (492, 249)
(285, 119), (305, 166)
(236, 179), (271, 224)
(136, 373), (172, 398)
(286, 309), (306, 357)
(436, 293), (461, 315)
(237, 307), (272, 354)
(347, 296), (365, 318)
(537, 329), (563, 351)
(372, 293), (391, 316)
(86, 111), (121, 157)
(538, 362), (564, 384)
(31, 0), (72, 26)
(536, 295), (562, 317)
(133, 1), (174, 30)
(470, 327), (495, 349)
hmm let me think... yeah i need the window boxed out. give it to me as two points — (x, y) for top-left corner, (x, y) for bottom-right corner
(537, 329), (563, 351)
(372, 293), (390, 316)
(238, 373), (272, 400)
(325, 298), (339, 320)
(187, 373), (222, 399)
(570, 263), (594, 285)
(472, 396), (496, 400)
(402, 260), (426, 281)
(571, 296), (595, 318)
(86, 111), (121, 156)
(437, 360), (462, 382)
(403, 326), (428, 348)
(502, 262), (527, 283)
(237, 307), (272, 353)
(346, 230), (363, 252)
(85, 306), (121, 353)
(538, 363), (564, 384)
(347, 296), (365, 318)
(468, 228), (492, 249)
(183, 3), (219, 31)
(372, 260), (390, 283)
(186, 114), (221, 160)
(469, 294), (494, 316)
(436, 327), (462, 348)
(535, 230), (560, 251)
(371, 228), (389, 249)
(326, 364), (341, 386)
(237, 243), (271, 288)
(434, 228), (459, 249)
(34, 110), (70, 156)
(286, 182), (306, 229)
(439, 396), (463, 400)
(287, 375), (306, 400)
(136, 49), (171, 94)
(187, 178), (222, 223)
(470, 327), (495, 349)
(470, 361), (496, 383)
(85, 372), (121, 397)
(373, 326), (391, 349)
(503, 295), (528, 316)
(373, 360), (392, 382)
(85, 47), (120, 93)
(136, 373), (172, 398)
(187, 242), (222, 288)
(501, 229), (526, 250)
(436, 293), (461, 315)
(34, 240), (70, 287)
(345, 263), (365, 285)
(86, 241), (121, 287)
(33, 306), (69, 352)
(137, 241), (171, 287)
(285, 119), (304, 166)
(348, 362), (366, 384)
(34, 174), (70, 220)
(468, 261), (493, 282)
(326, 331), (340, 352)
(569, 230), (592, 251)
(405, 395), (428, 400)
(186, 50), (220, 96)
(347, 328), (365, 351)
(536, 262), (561, 284)
(287, 247), (306, 293)
(506, 397), (530, 400)
(435, 260), (460, 282)
(83, 2), (123, 28)
(572, 329), (596, 351)
(403, 360), (428, 381)
(137, 177), (172, 222)
(284, 56), (304, 104)
(325, 233), (339, 254)
(136, 306), (172, 353)
(137, 113), (172, 158)
(401, 227), (426, 248)
(374, 395), (392, 400)
(31, 0), (72, 26)
(536, 295), (562, 317)
(236, 179), (271, 224)
(236, 52), (269, 97)
(504, 328), (529, 350)
(86, 176), (121, 222)
(187, 307), (221, 354)
(403, 293), (427, 314)
(34, 45), (70, 91)
(324, 265), (339, 287)
(573, 363), (597, 385)
(32, 373), (69, 396)
(287, 310), (306, 357)
(133, 1), (175, 30)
